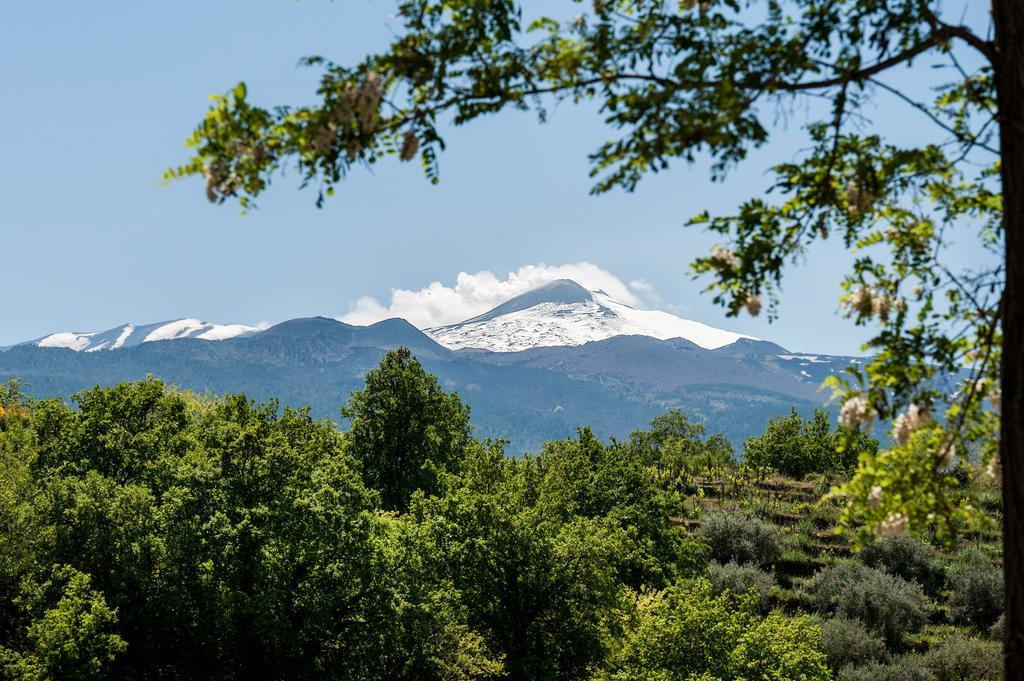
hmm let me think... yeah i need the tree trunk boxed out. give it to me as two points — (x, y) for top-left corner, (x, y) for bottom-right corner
(994, 1), (1024, 677)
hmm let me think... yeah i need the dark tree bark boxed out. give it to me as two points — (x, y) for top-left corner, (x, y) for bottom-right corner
(994, 1), (1024, 677)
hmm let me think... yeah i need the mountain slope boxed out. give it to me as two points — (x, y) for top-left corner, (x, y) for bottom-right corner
(0, 325), (852, 452)
(26, 319), (260, 352)
(1, 279), (862, 450)
(426, 279), (755, 352)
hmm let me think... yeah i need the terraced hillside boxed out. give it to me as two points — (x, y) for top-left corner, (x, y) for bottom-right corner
(670, 467), (1005, 678)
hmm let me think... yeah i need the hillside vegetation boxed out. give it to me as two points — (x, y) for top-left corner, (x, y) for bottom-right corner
(0, 349), (1004, 680)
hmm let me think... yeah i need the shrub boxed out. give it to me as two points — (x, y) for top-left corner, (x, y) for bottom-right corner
(819, 616), (888, 672)
(948, 552), (1004, 631)
(990, 614), (1005, 642)
(808, 560), (929, 647)
(698, 511), (786, 568)
(706, 560), (775, 607)
(838, 656), (937, 681)
(857, 533), (945, 595)
(921, 635), (1002, 681)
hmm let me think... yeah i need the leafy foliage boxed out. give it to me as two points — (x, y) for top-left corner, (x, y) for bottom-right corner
(598, 580), (830, 681)
(819, 616), (889, 672)
(627, 410), (734, 476)
(856, 533), (945, 595)
(342, 347), (472, 511)
(1, 566), (126, 681)
(743, 409), (878, 478)
(0, 378), (494, 680)
(698, 511), (786, 568)
(837, 656), (939, 681)
(706, 560), (776, 609)
(837, 426), (978, 546)
(947, 551), (1005, 631)
(0, 351), (1006, 679)
(807, 560), (930, 647)
(167, 0), (1005, 547)
(919, 634), (1002, 681)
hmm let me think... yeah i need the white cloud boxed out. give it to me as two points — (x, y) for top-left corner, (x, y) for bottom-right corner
(340, 262), (648, 328)
(628, 279), (662, 305)
(628, 279), (655, 293)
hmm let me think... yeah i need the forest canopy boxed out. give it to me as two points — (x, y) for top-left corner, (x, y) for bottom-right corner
(0, 350), (1004, 680)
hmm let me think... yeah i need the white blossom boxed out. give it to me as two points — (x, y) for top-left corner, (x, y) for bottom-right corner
(969, 378), (1002, 412)
(893, 404), (931, 446)
(839, 394), (877, 432)
(845, 181), (876, 216)
(871, 292), (892, 321)
(711, 244), (740, 270)
(841, 286), (874, 318)
(399, 131), (419, 162)
(867, 486), (884, 508)
(356, 71), (383, 134)
(987, 454), (1002, 480)
(873, 512), (908, 538)
(744, 294), (761, 317)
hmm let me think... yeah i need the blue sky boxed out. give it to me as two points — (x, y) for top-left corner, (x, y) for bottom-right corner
(1, 1), (992, 354)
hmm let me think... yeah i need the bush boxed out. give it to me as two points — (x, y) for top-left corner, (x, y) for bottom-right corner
(857, 533), (945, 595)
(706, 560), (775, 607)
(990, 614), (1005, 642)
(820, 617), (888, 671)
(838, 656), (937, 681)
(808, 561), (929, 647)
(921, 635), (1002, 681)
(948, 552), (1004, 631)
(698, 511), (786, 567)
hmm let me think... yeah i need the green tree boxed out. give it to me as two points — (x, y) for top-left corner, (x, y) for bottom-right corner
(627, 410), (734, 478)
(342, 347), (472, 511)
(412, 441), (628, 680)
(167, 1), (1024, 667)
(597, 580), (829, 681)
(743, 409), (878, 478)
(0, 566), (126, 681)
(537, 428), (706, 587)
(3, 378), (492, 681)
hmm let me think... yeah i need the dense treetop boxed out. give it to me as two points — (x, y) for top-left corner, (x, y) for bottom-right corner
(0, 350), (1006, 679)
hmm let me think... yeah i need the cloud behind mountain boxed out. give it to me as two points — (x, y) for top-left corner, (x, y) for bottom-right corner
(339, 262), (650, 328)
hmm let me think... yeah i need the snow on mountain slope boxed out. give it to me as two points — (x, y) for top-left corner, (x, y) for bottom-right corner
(37, 332), (97, 351)
(426, 279), (756, 352)
(18, 280), (755, 355)
(31, 319), (260, 352)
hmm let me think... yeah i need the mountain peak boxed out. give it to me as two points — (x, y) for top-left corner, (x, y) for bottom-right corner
(458, 279), (595, 326)
(426, 279), (756, 353)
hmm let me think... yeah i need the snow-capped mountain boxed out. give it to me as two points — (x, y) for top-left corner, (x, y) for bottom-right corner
(425, 279), (756, 353)
(1, 284), (871, 450)
(10, 280), (755, 356)
(27, 319), (260, 352)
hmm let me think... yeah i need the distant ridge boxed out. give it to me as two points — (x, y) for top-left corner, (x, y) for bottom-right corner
(20, 319), (260, 352)
(1, 280), (870, 450)
(7, 279), (757, 356)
